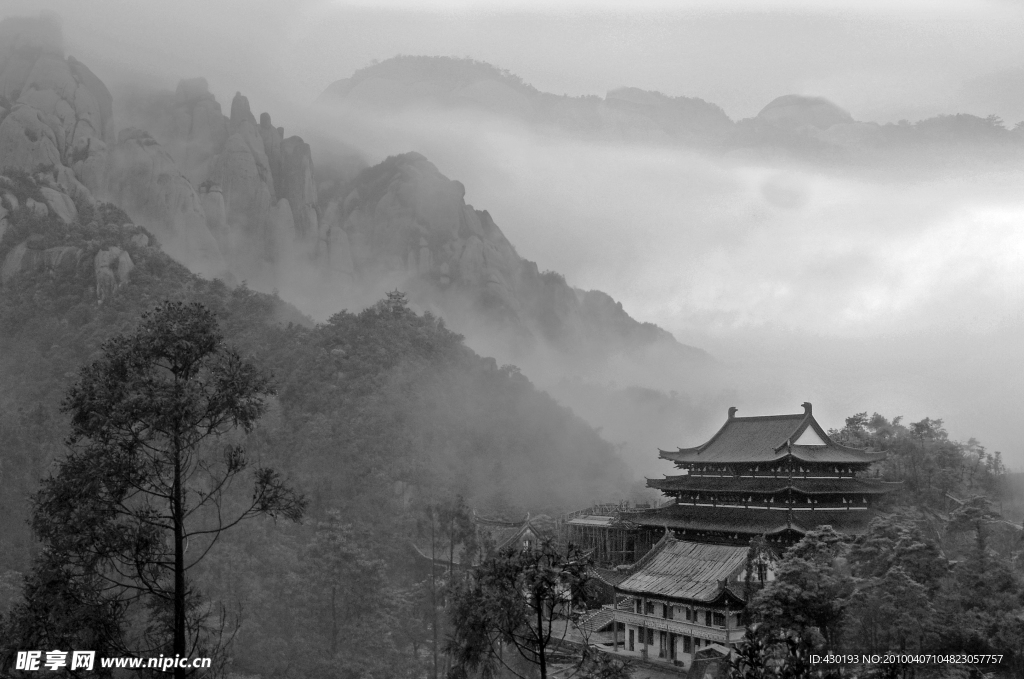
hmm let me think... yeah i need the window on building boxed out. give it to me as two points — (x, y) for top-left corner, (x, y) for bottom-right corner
(713, 612), (726, 627)
(667, 605), (673, 620)
(683, 635), (691, 654)
(629, 629), (634, 651)
(647, 628), (654, 646)
(635, 599), (642, 614)
(757, 563), (767, 583)
(645, 601), (655, 615)
(685, 607), (692, 621)
(705, 610), (712, 626)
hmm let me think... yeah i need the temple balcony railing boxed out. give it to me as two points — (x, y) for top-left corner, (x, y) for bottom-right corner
(671, 500), (869, 511)
(681, 472), (860, 479)
(607, 608), (746, 644)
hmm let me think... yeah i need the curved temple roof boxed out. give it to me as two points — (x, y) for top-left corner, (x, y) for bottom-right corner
(659, 403), (887, 466)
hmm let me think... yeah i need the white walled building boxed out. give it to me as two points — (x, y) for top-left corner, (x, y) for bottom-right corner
(609, 536), (750, 669)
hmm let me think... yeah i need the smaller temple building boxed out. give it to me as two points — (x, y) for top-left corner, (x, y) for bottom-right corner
(606, 534), (752, 669)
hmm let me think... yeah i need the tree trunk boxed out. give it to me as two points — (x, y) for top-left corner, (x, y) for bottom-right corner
(536, 599), (547, 679)
(173, 438), (186, 679)
(431, 514), (438, 679)
(330, 585), (338, 656)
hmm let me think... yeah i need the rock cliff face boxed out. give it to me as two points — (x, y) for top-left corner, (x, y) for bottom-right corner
(133, 77), (229, 187)
(125, 83), (323, 282)
(0, 15), (111, 202)
(107, 127), (223, 276)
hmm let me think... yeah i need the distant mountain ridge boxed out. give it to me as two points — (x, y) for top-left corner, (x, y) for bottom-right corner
(321, 55), (1024, 163)
(321, 55), (735, 147)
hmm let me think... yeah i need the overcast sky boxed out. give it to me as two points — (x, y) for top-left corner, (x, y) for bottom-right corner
(7, 0), (1024, 467)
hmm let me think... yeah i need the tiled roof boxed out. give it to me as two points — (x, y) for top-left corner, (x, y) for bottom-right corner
(567, 515), (618, 527)
(615, 539), (749, 602)
(491, 514), (558, 551)
(648, 476), (899, 495)
(630, 504), (880, 536)
(659, 407), (886, 466)
(593, 566), (631, 587)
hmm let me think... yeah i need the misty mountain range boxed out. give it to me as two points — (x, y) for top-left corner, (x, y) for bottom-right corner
(321, 55), (1024, 167)
(3, 13), (1021, 476)
(5, 13), (1020, 375)
(0, 15), (716, 376)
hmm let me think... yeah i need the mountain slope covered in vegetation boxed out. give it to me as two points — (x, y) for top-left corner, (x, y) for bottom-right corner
(0, 169), (635, 660)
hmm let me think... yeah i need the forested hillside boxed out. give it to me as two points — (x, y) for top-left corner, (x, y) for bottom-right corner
(0, 169), (635, 676)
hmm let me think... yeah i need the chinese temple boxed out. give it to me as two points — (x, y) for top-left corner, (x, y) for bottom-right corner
(591, 403), (896, 672)
(634, 402), (897, 546)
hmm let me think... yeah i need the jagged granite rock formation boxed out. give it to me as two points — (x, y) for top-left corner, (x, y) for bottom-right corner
(0, 15), (110, 202)
(127, 82), (322, 280)
(138, 77), (229, 186)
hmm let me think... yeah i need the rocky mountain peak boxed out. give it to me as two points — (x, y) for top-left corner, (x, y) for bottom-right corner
(229, 91), (257, 129)
(174, 76), (214, 104)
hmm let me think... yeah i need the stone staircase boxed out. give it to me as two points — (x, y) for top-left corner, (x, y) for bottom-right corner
(578, 607), (616, 633)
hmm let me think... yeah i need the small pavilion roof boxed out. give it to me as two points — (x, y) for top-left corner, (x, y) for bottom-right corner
(647, 476), (900, 495)
(615, 537), (748, 604)
(629, 504), (881, 537)
(659, 403), (886, 466)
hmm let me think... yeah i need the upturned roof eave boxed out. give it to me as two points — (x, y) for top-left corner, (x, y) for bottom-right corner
(663, 448), (889, 466)
(661, 409), (888, 465)
(612, 583), (748, 607)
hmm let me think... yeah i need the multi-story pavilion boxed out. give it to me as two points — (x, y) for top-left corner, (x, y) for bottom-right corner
(634, 403), (897, 546)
